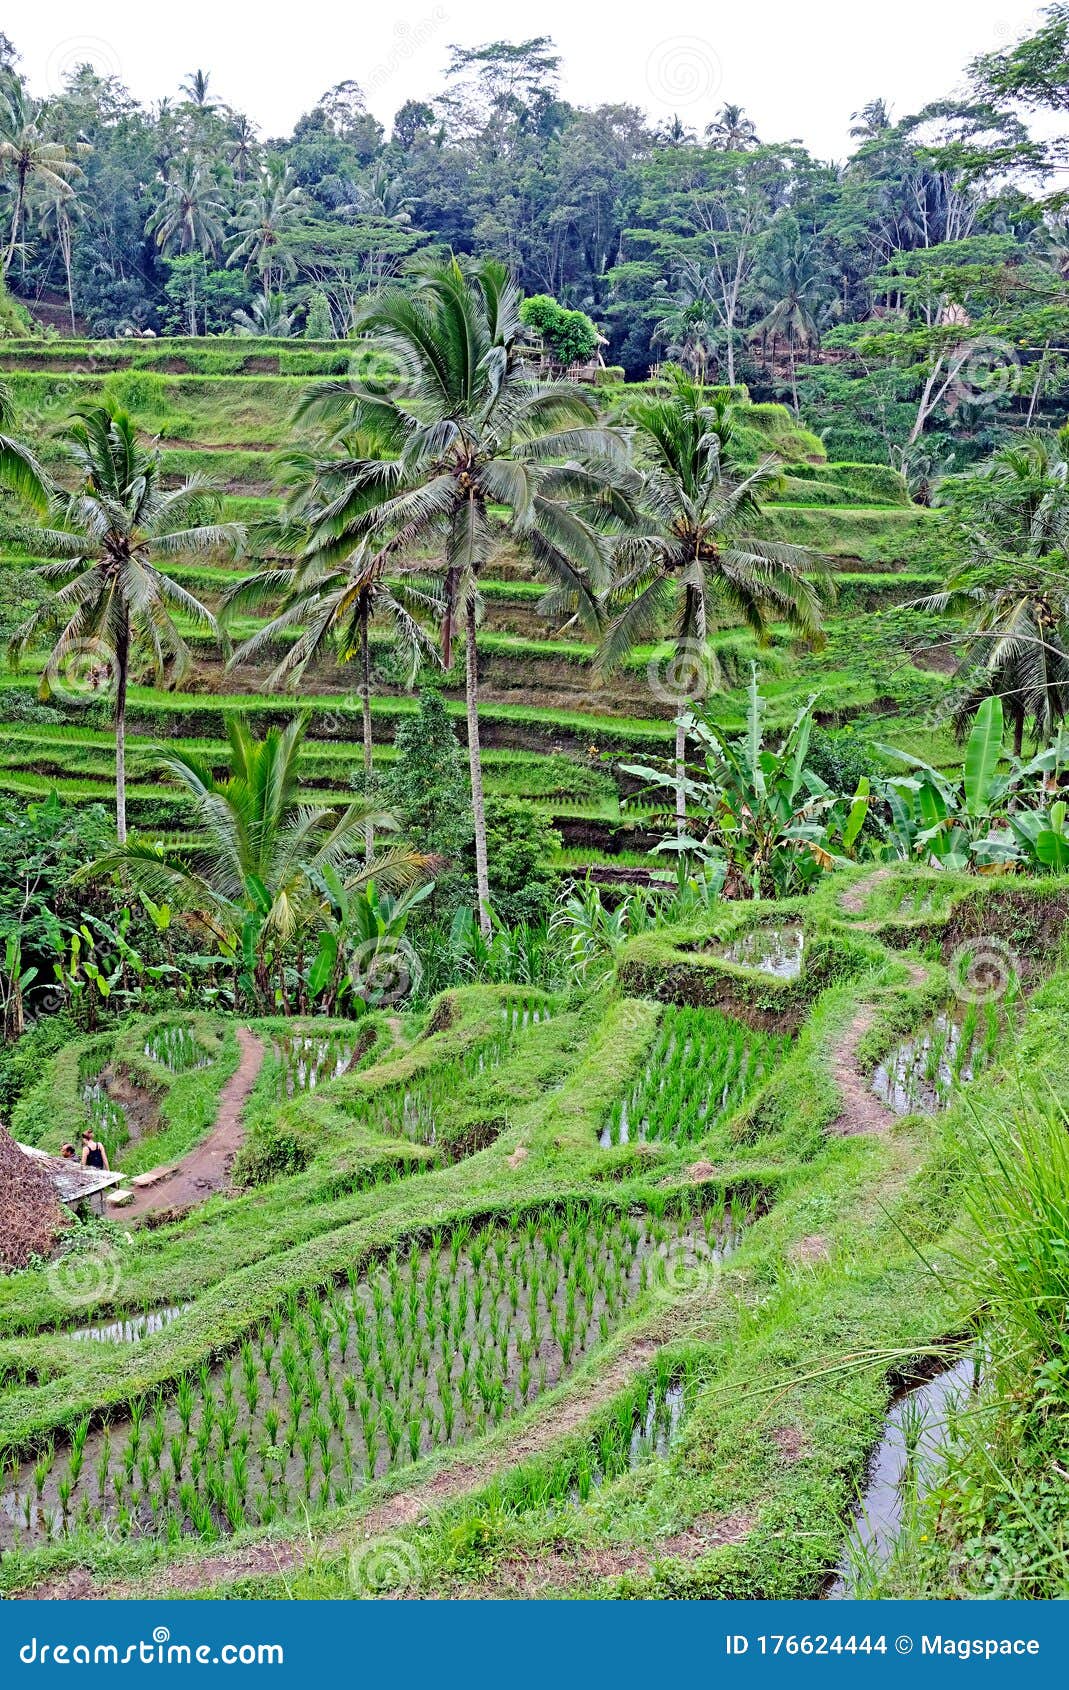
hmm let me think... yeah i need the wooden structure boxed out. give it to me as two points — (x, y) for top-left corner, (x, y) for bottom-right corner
(17, 1144), (124, 1216)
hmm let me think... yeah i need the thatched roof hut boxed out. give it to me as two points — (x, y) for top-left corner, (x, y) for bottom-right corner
(0, 1122), (64, 1270)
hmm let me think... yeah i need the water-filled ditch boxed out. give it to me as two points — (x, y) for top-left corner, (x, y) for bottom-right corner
(827, 1355), (978, 1597)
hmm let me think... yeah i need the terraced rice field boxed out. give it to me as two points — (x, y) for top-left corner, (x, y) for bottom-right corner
(599, 1006), (786, 1147)
(1, 1197), (741, 1549)
(0, 345), (946, 875)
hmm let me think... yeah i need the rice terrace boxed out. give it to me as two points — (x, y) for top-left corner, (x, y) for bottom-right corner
(2, 4), (1069, 1612)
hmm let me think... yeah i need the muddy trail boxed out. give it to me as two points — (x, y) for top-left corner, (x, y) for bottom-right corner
(121, 1029), (264, 1218)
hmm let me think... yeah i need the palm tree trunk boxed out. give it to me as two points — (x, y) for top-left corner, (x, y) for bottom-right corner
(114, 610), (130, 845)
(465, 594), (492, 938)
(60, 220), (75, 334)
(1013, 714), (1024, 759)
(1026, 341), (1050, 427)
(360, 601), (374, 862)
(3, 168), (26, 276)
(675, 714), (688, 839)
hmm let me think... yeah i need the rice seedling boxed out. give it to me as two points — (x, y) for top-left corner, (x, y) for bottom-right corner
(270, 1031), (356, 1098)
(871, 1005), (1007, 1115)
(599, 1005), (787, 1147)
(144, 1023), (214, 1073)
(0, 1197), (743, 1552)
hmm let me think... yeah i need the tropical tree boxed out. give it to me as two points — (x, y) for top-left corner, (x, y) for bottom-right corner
(706, 104), (760, 150)
(292, 256), (626, 933)
(232, 293), (295, 336)
(146, 157), (225, 331)
(180, 70), (213, 109)
(0, 380), (49, 509)
(227, 158), (303, 296)
(0, 81), (85, 276)
(35, 185), (80, 332)
(924, 430), (1069, 753)
(223, 524), (441, 858)
(226, 113), (260, 182)
(754, 213), (834, 412)
(85, 717), (425, 1012)
(879, 694), (1069, 870)
(598, 370), (830, 833)
(6, 404), (243, 844)
(623, 670), (869, 898)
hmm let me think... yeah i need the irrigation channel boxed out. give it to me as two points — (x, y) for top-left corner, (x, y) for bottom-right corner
(828, 1356), (979, 1597)
(600, 1005), (786, 1148)
(70, 1306), (188, 1345)
(0, 1197), (748, 1549)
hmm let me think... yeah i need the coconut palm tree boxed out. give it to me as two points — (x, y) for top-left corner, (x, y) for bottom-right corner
(146, 156), (225, 258)
(923, 430), (1069, 754)
(180, 69), (213, 110)
(7, 404), (243, 844)
(754, 213), (834, 412)
(227, 158), (302, 297)
(706, 103), (760, 151)
(0, 381), (49, 511)
(84, 717), (423, 1012)
(226, 114), (260, 183)
(597, 369), (830, 834)
(35, 184), (80, 332)
(146, 158), (226, 334)
(292, 256), (626, 933)
(0, 81), (85, 276)
(222, 520), (441, 858)
(232, 293), (295, 336)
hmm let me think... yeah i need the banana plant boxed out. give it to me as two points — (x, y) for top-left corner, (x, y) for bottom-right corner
(879, 697), (1068, 870)
(623, 668), (867, 898)
(1007, 799), (1069, 871)
(0, 935), (36, 1042)
(304, 868), (432, 1013)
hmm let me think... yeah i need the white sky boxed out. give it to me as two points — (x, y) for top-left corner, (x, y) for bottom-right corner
(6, 1), (1050, 161)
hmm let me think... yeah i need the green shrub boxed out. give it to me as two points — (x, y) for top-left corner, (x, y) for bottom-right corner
(231, 1124), (314, 1185)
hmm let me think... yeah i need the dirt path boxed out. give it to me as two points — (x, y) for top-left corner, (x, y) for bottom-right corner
(825, 1007), (895, 1137)
(838, 867), (893, 922)
(826, 956), (929, 1138)
(12, 1337), (661, 1600)
(120, 1029), (265, 1218)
